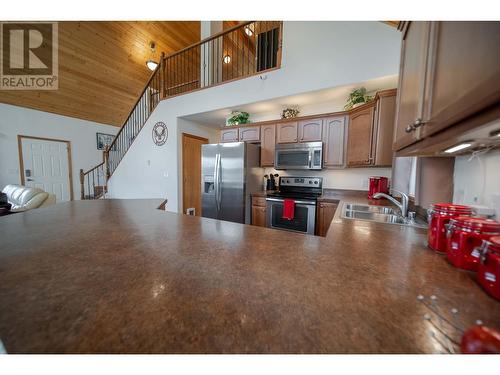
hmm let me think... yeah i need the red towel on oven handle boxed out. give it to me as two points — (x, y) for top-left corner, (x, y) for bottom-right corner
(282, 199), (295, 221)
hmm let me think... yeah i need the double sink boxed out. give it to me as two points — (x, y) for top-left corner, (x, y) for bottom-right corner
(342, 203), (427, 228)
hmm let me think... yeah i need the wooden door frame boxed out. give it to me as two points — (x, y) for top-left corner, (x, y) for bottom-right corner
(17, 135), (74, 201)
(181, 132), (209, 215)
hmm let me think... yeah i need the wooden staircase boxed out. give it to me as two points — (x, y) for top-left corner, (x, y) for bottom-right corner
(80, 21), (282, 200)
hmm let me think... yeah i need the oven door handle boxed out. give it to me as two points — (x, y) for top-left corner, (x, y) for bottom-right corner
(265, 197), (316, 206)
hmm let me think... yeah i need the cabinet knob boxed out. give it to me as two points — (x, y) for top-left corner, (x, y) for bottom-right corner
(405, 124), (415, 133)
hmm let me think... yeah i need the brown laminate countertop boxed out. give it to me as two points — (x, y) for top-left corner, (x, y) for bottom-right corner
(1, 194), (499, 353)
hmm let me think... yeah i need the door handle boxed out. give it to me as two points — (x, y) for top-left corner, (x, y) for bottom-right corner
(26, 178), (34, 182)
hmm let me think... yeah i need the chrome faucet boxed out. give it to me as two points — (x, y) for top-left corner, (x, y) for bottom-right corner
(373, 189), (409, 218)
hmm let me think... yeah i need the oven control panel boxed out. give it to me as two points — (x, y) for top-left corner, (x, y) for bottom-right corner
(279, 177), (323, 188)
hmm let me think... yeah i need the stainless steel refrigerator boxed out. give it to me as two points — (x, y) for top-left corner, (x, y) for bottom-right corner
(201, 142), (262, 224)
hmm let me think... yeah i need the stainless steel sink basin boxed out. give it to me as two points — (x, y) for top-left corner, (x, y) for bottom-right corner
(343, 210), (407, 224)
(343, 203), (396, 215)
(342, 203), (427, 228)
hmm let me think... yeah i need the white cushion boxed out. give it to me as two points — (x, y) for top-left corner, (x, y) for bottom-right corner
(1, 184), (56, 212)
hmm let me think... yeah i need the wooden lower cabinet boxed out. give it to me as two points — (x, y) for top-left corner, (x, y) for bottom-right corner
(315, 201), (338, 237)
(251, 196), (267, 227)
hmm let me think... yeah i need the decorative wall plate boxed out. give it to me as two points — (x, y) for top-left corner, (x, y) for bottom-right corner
(152, 122), (168, 146)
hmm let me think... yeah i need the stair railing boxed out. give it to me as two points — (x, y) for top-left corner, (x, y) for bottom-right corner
(80, 21), (283, 199)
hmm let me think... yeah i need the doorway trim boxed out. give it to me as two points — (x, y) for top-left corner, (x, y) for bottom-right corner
(182, 132), (209, 215)
(17, 134), (74, 201)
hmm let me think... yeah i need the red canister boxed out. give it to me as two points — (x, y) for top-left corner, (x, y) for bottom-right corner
(428, 203), (473, 252)
(446, 217), (500, 271)
(477, 236), (500, 301)
(368, 176), (389, 200)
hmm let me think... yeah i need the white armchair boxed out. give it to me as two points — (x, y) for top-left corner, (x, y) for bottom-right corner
(2, 184), (56, 212)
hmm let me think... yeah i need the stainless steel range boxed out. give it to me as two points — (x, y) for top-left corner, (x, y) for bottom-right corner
(265, 176), (323, 235)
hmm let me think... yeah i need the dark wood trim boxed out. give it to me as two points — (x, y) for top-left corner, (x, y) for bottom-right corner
(17, 134), (74, 201)
(181, 133), (209, 215)
(182, 132), (209, 143)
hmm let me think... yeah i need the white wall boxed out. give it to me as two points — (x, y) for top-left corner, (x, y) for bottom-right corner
(264, 167), (392, 191)
(0, 103), (119, 200)
(108, 21), (401, 212)
(453, 148), (500, 217)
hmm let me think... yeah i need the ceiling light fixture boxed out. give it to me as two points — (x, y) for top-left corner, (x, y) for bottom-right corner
(244, 25), (254, 37)
(146, 41), (158, 71)
(146, 60), (158, 71)
(223, 54), (231, 64)
(443, 142), (473, 154)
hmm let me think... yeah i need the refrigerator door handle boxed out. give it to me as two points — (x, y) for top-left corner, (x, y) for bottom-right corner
(216, 153), (222, 212)
(214, 153), (220, 212)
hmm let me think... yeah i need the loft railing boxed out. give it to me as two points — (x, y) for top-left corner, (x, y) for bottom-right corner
(163, 21), (283, 97)
(81, 21), (282, 199)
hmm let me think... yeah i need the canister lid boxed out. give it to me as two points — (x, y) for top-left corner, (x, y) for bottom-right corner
(452, 217), (500, 232)
(489, 236), (500, 247)
(431, 203), (473, 214)
(485, 236), (500, 254)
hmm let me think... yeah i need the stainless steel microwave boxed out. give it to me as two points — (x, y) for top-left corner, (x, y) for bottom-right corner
(274, 142), (323, 170)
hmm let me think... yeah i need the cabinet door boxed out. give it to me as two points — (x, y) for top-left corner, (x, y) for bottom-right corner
(422, 22), (500, 138)
(220, 128), (239, 143)
(239, 126), (260, 142)
(260, 124), (276, 166)
(347, 105), (375, 166)
(373, 91), (396, 166)
(393, 21), (431, 151)
(251, 205), (267, 227)
(322, 116), (346, 167)
(315, 201), (338, 236)
(298, 119), (323, 142)
(276, 122), (298, 143)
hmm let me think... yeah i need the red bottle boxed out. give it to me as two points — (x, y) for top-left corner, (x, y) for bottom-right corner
(477, 236), (500, 301)
(427, 203), (473, 252)
(368, 176), (389, 200)
(446, 217), (500, 271)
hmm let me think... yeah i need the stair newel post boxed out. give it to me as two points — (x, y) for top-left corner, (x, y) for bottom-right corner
(79, 169), (84, 200)
(160, 52), (166, 99)
(104, 145), (110, 182)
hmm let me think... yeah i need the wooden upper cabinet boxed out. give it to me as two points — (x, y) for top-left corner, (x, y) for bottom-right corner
(393, 21), (431, 151)
(422, 22), (500, 138)
(260, 124), (276, 166)
(322, 116), (346, 167)
(220, 128), (239, 143)
(347, 104), (375, 166)
(276, 122), (298, 143)
(298, 119), (323, 142)
(372, 90), (396, 166)
(239, 126), (260, 142)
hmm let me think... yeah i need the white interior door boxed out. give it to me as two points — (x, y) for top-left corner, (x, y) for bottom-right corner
(21, 137), (71, 202)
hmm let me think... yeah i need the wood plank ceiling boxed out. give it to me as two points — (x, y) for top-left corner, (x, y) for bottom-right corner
(0, 21), (200, 126)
